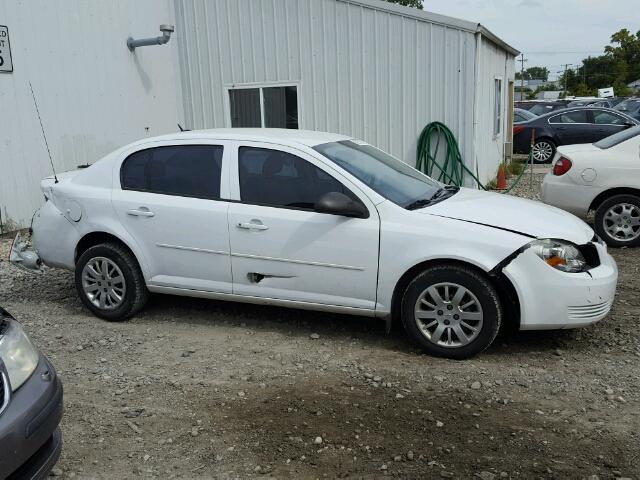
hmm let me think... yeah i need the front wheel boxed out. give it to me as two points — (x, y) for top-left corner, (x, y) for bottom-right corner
(531, 138), (556, 163)
(594, 194), (640, 248)
(400, 264), (501, 359)
(75, 243), (149, 321)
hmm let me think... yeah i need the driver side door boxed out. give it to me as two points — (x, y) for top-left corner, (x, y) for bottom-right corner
(227, 142), (380, 311)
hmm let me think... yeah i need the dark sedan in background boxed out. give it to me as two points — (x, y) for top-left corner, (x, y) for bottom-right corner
(515, 100), (571, 116)
(615, 98), (640, 121)
(513, 107), (639, 163)
(513, 108), (537, 123)
(0, 306), (63, 479)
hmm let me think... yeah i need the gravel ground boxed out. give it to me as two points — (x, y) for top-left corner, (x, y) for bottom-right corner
(1, 174), (639, 479)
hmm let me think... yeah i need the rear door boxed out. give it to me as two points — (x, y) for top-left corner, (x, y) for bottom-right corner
(590, 109), (632, 142)
(227, 142), (380, 311)
(112, 140), (233, 293)
(548, 110), (592, 144)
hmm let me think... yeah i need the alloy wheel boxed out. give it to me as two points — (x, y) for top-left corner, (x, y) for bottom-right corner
(532, 141), (553, 162)
(81, 257), (127, 310)
(413, 282), (484, 348)
(603, 203), (640, 242)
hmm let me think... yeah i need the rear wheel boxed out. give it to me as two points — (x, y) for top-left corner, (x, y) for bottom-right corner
(594, 194), (640, 248)
(531, 138), (556, 163)
(400, 264), (501, 359)
(75, 243), (148, 321)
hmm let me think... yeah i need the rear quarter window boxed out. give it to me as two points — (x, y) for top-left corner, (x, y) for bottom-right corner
(594, 125), (640, 149)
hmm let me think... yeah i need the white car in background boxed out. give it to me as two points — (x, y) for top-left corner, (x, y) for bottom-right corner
(11, 129), (618, 359)
(542, 126), (640, 247)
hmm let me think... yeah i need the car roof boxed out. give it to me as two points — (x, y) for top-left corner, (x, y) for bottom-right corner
(535, 106), (630, 120)
(128, 129), (353, 149)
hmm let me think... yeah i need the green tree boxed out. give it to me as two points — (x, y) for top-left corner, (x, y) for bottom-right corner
(384, 0), (424, 9)
(557, 28), (640, 96)
(516, 66), (550, 81)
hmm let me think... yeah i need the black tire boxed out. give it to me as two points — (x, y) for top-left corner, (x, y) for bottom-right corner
(594, 194), (640, 248)
(75, 243), (148, 321)
(532, 138), (556, 164)
(400, 264), (501, 360)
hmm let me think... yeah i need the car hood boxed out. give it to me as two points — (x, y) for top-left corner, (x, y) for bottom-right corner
(419, 188), (594, 244)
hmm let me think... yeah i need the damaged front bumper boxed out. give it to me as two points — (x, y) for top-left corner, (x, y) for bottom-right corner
(9, 232), (45, 274)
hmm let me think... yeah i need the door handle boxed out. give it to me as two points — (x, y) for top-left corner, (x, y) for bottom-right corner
(127, 208), (155, 217)
(237, 221), (269, 231)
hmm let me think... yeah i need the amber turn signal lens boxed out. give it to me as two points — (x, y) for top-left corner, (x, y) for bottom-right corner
(545, 256), (567, 267)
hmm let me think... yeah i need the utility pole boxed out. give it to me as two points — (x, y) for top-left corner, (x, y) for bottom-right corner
(561, 63), (573, 97)
(518, 54), (528, 100)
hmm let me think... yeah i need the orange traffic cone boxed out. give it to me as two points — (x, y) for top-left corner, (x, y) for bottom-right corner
(496, 163), (507, 190)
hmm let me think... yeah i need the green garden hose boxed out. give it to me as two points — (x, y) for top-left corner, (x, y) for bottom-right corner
(415, 121), (530, 194)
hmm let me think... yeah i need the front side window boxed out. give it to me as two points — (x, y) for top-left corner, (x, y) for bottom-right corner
(121, 145), (223, 199)
(238, 147), (355, 209)
(229, 86), (298, 129)
(549, 110), (589, 124)
(314, 140), (441, 208)
(592, 111), (626, 125)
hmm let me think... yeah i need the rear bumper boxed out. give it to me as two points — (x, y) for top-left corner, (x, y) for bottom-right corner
(503, 242), (618, 330)
(0, 356), (64, 480)
(541, 172), (594, 218)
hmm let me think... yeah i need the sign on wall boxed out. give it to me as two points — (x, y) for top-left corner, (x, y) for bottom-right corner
(0, 26), (13, 73)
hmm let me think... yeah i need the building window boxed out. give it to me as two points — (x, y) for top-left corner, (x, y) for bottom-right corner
(229, 85), (298, 129)
(494, 79), (502, 136)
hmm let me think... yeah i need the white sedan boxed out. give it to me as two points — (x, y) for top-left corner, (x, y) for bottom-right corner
(542, 126), (640, 247)
(11, 129), (618, 359)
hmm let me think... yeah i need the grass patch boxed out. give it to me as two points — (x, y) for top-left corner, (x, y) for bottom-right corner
(484, 179), (498, 190)
(506, 160), (525, 176)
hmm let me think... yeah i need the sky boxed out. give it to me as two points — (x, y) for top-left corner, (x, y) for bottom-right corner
(425, 0), (640, 80)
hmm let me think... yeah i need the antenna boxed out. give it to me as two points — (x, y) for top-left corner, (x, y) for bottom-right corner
(29, 82), (58, 184)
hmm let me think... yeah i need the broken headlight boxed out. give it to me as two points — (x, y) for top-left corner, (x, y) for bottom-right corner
(527, 239), (587, 273)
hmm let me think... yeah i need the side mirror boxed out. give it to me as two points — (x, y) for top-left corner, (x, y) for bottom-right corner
(624, 122), (635, 129)
(315, 192), (369, 218)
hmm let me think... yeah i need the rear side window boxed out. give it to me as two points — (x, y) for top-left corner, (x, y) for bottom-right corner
(594, 125), (640, 149)
(121, 145), (223, 199)
(549, 110), (589, 124)
(238, 147), (356, 209)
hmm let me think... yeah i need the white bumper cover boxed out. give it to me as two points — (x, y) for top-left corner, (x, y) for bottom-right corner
(503, 242), (618, 330)
(541, 172), (594, 219)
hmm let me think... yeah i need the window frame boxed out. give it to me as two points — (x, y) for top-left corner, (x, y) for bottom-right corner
(228, 141), (370, 217)
(117, 140), (231, 201)
(224, 81), (301, 129)
(493, 77), (503, 137)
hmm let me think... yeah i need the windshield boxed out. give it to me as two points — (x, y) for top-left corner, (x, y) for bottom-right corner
(314, 140), (441, 208)
(594, 125), (640, 149)
(615, 99), (640, 112)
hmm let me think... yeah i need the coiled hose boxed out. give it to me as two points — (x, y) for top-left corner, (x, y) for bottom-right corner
(415, 121), (529, 193)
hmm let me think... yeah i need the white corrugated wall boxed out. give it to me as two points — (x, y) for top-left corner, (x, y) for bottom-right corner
(0, 0), (180, 229)
(174, 0), (481, 179)
(473, 36), (516, 184)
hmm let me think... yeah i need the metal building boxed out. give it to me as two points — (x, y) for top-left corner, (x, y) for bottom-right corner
(0, 0), (517, 230)
(175, 0), (518, 185)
